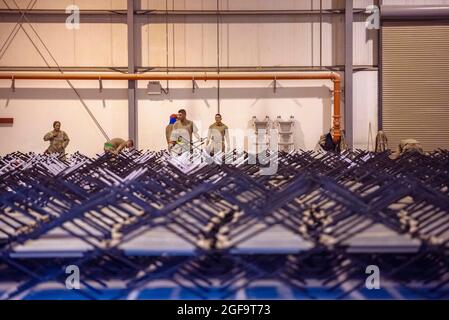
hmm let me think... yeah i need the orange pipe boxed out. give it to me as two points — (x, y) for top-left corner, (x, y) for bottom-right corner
(0, 72), (342, 142)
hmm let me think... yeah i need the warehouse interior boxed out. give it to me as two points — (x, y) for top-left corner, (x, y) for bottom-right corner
(0, 0), (449, 300)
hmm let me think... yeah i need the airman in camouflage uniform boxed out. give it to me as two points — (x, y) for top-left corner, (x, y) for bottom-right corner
(205, 114), (230, 154)
(169, 109), (200, 155)
(390, 139), (424, 159)
(43, 121), (70, 159)
(104, 137), (134, 155)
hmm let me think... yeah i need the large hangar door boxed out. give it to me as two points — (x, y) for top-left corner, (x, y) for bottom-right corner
(382, 22), (449, 151)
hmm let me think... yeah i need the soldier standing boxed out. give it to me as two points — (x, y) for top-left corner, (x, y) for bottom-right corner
(169, 109), (200, 154)
(205, 114), (230, 154)
(43, 121), (70, 159)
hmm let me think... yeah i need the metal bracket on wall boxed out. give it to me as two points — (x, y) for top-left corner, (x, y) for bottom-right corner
(161, 80), (169, 95)
(329, 87), (344, 96)
(273, 77), (277, 94)
(11, 76), (15, 92)
(192, 77), (198, 93)
(99, 78), (103, 93)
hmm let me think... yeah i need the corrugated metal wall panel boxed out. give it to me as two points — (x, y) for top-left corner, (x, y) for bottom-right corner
(382, 22), (449, 151)
(354, 14), (378, 66)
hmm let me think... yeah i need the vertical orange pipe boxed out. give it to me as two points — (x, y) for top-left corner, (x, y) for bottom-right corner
(332, 77), (342, 144)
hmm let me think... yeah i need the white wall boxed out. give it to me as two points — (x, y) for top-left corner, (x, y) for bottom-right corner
(137, 75), (339, 151)
(0, 77), (341, 155)
(0, 17), (127, 68)
(140, 13), (345, 68)
(10, 0), (446, 154)
(353, 71), (378, 150)
(0, 79), (128, 156)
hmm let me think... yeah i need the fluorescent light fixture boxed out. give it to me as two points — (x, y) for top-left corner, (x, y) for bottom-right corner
(147, 81), (162, 95)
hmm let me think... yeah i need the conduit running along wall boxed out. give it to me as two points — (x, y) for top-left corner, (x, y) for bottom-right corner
(0, 72), (343, 143)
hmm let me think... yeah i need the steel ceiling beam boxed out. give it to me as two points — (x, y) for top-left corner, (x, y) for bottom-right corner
(0, 9), (374, 16)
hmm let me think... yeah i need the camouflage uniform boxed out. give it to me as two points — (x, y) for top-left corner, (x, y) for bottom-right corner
(337, 130), (348, 152)
(315, 129), (347, 153)
(170, 120), (199, 154)
(390, 139), (424, 159)
(165, 124), (174, 145)
(206, 122), (229, 153)
(104, 138), (127, 155)
(43, 130), (70, 157)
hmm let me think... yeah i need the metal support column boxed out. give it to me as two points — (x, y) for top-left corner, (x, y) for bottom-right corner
(216, 0), (221, 114)
(127, 0), (137, 147)
(344, 0), (353, 149)
(378, 0), (383, 130)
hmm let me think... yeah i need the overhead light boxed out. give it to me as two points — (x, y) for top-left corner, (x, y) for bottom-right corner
(147, 81), (162, 95)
